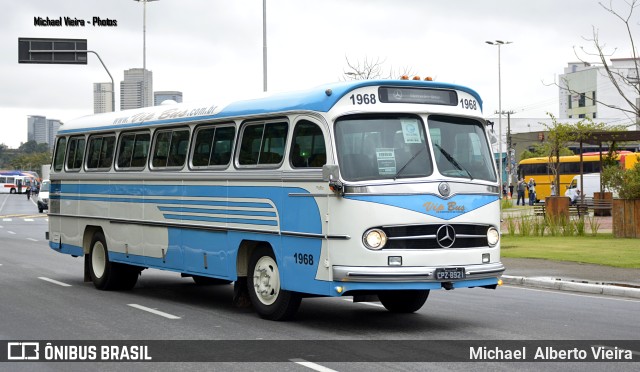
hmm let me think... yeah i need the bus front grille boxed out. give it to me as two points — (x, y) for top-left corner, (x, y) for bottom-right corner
(381, 223), (491, 249)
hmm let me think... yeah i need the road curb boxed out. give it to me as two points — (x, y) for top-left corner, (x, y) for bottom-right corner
(501, 275), (640, 299)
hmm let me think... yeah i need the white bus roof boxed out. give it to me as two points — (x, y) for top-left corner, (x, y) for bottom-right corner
(60, 80), (482, 135)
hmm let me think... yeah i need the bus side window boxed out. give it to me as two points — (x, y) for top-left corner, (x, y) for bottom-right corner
(86, 135), (116, 170)
(167, 130), (190, 167)
(117, 132), (150, 169)
(131, 133), (150, 168)
(53, 137), (67, 172)
(239, 121), (288, 166)
(66, 136), (86, 171)
(290, 120), (326, 168)
(191, 124), (236, 168)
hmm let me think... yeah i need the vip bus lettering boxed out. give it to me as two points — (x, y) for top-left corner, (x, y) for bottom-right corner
(448, 202), (465, 212)
(423, 202), (444, 212)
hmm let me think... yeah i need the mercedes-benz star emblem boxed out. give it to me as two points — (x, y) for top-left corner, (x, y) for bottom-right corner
(436, 224), (456, 248)
(438, 182), (450, 197)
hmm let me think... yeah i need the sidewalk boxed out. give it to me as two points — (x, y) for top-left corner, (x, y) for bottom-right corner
(499, 203), (640, 298)
(501, 253), (640, 299)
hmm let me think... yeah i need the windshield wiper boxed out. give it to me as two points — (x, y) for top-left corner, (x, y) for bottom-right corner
(434, 144), (473, 180)
(394, 147), (425, 180)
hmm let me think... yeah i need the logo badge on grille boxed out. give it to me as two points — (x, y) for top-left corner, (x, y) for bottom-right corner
(438, 182), (450, 197)
(436, 224), (456, 248)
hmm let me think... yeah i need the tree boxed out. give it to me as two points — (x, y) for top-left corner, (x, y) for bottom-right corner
(532, 114), (623, 196)
(343, 56), (416, 80)
(9, 152), (52, 172)
(18, 140), (50, 154)
(544, 114), (577, 194)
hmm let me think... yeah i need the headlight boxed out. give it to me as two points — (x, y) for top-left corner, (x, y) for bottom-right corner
(362, 229), (387, 250)
(487, 227), (500, 247)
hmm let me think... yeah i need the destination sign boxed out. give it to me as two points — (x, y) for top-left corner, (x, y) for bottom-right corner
(378, 87), (458, 106)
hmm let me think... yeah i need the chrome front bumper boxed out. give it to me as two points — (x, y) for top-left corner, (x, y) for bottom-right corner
(332, 262), (505, 282)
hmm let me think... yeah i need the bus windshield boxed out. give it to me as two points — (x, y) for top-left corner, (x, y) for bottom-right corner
(335, 115), (433, 181)
(428, 115), (496, 182)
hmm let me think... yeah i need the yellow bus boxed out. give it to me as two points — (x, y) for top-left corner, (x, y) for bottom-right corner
(517, 152), (639, 201)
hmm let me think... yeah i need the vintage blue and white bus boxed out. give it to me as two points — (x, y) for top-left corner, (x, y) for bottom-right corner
(48, 79), (504, 320)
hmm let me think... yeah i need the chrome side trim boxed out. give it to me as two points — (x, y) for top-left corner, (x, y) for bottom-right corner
(332, 262), (505, 282)
(48, 213), (349, 240)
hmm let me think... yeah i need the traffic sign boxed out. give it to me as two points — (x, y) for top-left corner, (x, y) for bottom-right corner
(18, 37), (87, 64)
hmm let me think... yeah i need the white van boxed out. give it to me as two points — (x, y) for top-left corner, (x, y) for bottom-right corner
(37, 179), (50, 213)
(565, 173), (616, 201)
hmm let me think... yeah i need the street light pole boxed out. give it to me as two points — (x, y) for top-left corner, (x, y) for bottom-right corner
(134, 0), (158, 107)
(263, 0), (267, 92)
(486, 40), (512, 202)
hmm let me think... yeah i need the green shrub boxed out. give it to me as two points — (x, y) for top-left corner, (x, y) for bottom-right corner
(602, 160), (640, 199)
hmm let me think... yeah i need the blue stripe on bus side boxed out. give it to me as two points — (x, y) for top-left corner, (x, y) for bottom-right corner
(157, 206), (277, 217)
(49, 242), (84, 257)
(51, 184), (322, 234)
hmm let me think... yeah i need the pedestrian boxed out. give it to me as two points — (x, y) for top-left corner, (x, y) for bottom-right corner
(502, 183), (507, 199)
(26, 186), (31, 200)
(550, 182), (557, 196)
(516, 178), (526, 206)
(528, 178), (536, 205)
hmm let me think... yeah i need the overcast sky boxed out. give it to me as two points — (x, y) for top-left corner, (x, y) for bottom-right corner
(1, 0), (638, 148)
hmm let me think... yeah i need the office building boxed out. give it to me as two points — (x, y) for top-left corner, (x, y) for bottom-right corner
(27, 115), (61, 149)
(120, 68), (153, 110)
(93, 82), (114, 113)
(154, 91), (183, 106)
(559, 59), (640, 127)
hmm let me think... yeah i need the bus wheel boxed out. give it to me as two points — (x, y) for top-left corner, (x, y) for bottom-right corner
(10, 188), (16, 194)
(89, 232), (139, 290)
(192, 276), (232, 285)
(378, 290), (430, 313)
(247, 247), (301, 320)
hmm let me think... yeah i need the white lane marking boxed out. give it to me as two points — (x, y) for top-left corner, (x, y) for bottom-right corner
(24, 219), (34, 222)
(127, 304), (181, 319)
(3, 219), (12, 222)
(26, 238), (38, 242)
(504, 285), (640, 302)
(341, 298), (385, 308)
(7, 231), (16, 235)
(290, 359), (338, 372)
(38, 277), (72, 287)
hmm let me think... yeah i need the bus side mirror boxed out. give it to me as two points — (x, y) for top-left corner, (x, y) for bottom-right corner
(322, 164), (339, 181)
(322, 164), (343, 195)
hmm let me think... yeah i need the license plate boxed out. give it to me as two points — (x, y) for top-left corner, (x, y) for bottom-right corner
(435, 267), (466, 280)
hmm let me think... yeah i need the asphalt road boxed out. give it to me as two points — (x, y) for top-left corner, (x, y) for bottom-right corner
(1, 193), (638, 371)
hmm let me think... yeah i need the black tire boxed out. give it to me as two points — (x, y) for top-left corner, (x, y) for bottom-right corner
(247, 246), (301, 320)
(378, 290), (430, 313)
(38, 207), (43, 213)
(192, 275), (232, 286)
(89, 232), (139, 290)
